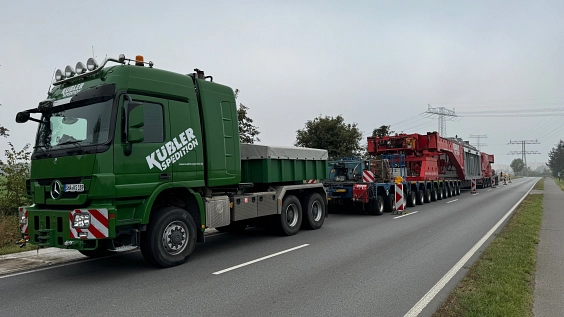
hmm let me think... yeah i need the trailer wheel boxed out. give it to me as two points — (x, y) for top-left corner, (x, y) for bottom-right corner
(301, 193), (325, 229)
(424, 189), (432, 203)
(430, 189), (437, 202)
(457, 184), (461, 195)
(274, 195), (302, 236)
(445, 186), (451, 198)
(437, 187), (443, 200)
(416, 190), (424, 205)
(450, 185), (455, 197)
(407, 192), (416, 207)
(368, 196), (384, 216)
(140, 207), (197, 268)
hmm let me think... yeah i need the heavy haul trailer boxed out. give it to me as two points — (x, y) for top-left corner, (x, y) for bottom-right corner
(324, 154), (416, 215)
(15, 54), (328, 268)
(367, 132), (488, 202)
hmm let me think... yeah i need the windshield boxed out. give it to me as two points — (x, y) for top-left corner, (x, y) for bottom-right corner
(36, 97), (113, 149)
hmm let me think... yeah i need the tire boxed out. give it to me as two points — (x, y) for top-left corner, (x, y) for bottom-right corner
(78, 241), (113, 258)
(140, 207), (197, 268)
(458, 184), (461, 195)
(368, 196), (384, 216)
(301, 193), (325, 229)
(416, 190), (424, 205)
(424, 189), (432, 203)
(437, 187), (443, 200)
(445, 186), (451, 198)
(274, 195), (302, 236)
(431, 189), (437, 202)
(384, 194), (394, 212)
(407, 192), (416, 207)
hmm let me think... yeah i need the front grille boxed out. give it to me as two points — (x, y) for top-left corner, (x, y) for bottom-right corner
(30, 213), (68, 247)
(36, 177), (88, 186)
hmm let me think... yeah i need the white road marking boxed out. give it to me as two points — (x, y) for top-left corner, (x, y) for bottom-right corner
(393, 211), (419, 219)
(0, 257), (103, 279)
(213, 244), (309, 275)
(487, 189), (492, 192)
(446, 199), (458, 204)
(403, 180), (538, 317)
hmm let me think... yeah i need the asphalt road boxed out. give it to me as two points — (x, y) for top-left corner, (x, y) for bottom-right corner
(0, 177), (538, 317)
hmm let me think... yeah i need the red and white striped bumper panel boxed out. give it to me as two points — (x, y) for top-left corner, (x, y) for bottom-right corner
(69, 209), (109, 239)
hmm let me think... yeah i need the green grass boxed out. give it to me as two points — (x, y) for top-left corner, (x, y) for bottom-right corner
(534, 178), (544, 190)
(433, 193), (543, 317)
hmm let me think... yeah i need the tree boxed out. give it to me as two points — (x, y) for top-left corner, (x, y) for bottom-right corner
(0, 143), (31, 216)
(234, 89), (260, 144)
(295, 115), (363, 158)
(0, 105), (8, 138)
(547, 140), (564, 177)
(510, 158), (525, 175)
(372, 125), (394, 138)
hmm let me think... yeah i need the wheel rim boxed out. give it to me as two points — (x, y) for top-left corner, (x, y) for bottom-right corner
(162, 220), (188, 255)
(286, 204), (299, 227)
(311, 200), (323, 222)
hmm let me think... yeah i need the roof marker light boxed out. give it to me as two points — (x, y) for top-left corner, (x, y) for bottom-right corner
(86, 58), (98, 71)
(75, 62), (86, 74)
(65, 65), (75, 78)
(55, 69), (65, 81)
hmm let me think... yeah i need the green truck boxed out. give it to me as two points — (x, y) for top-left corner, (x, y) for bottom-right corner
(16, 54), (328, 267)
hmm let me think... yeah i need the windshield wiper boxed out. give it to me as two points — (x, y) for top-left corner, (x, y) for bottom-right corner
(33, 145), (51, 159)
(57, 140), (88, 154)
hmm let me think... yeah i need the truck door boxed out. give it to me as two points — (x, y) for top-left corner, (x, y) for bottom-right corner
(168, 99), (204, 186)
(114, 94), (171, 199)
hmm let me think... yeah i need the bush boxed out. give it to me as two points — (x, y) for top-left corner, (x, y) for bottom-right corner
(0, 143), (31, 216)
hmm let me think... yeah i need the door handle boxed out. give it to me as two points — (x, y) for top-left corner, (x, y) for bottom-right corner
(159, 173), (171, 180)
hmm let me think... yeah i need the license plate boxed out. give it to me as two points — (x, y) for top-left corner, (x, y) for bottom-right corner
(64, 184), (84, 192)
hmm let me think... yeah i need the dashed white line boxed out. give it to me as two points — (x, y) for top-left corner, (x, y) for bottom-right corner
(446, 199), (458, 204)
(213, 244), (309, 275)
(403, 180), (538, 317)
(487, 189), (492, 192)
(393, 211), (419, 219)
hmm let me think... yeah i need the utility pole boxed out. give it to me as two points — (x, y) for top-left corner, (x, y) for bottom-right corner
(425, 104), (457, 137)
(508, 139), (540, 175)
(469, 134), (488, 151)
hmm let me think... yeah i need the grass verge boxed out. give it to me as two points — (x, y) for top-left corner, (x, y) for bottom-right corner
(534, 178), (544, 190)
(0, 213), (35, 256)
(433, 189), (543, 317)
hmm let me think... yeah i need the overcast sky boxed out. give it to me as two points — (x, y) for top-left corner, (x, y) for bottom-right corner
(1, 0), (564, 168)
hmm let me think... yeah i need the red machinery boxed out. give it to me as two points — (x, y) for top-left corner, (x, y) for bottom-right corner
(367, 132), (494, 189)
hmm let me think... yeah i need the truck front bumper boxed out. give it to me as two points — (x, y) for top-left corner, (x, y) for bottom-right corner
(20, 206), (115, 250)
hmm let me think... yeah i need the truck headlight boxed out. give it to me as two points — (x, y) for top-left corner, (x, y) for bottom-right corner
(73, 213), (91, 229)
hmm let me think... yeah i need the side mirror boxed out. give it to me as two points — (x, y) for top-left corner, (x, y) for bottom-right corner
(127, 104), (144, 143)
(16, 112), (30, 123)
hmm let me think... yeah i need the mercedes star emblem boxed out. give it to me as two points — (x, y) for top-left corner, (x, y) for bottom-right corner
(51, 180), (63, 200)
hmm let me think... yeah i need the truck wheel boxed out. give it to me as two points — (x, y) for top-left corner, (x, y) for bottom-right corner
(416, 190), (424, 205)
(274, 195), (302, 235)
(457, 184), (461, 195)
(301, 193), (325, 229)
(140, 207), (197, 268)
(78, 241), (113, 258)
(424, 189), (432, 203)
(445, 186), (451, 198)
(407, 192), (416, 207)
(431, 189), (437, 202)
